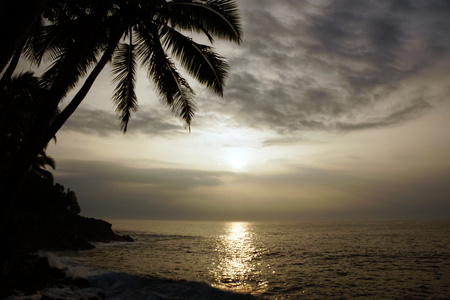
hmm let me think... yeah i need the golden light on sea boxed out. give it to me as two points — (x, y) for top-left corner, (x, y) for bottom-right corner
(211, 222), (268, 294)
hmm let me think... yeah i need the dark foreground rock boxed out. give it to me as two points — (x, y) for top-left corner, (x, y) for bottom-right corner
(1, 254), (87, 297)
(0, 214), (132, 298)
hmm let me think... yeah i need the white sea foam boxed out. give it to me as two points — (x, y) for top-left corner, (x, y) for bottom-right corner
(36, 251), (67, 269)
(36, 250), (99, 279)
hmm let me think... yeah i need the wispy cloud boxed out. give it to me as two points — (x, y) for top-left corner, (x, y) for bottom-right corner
(207, 0), (450, 136)
(63, 107), (184, 136)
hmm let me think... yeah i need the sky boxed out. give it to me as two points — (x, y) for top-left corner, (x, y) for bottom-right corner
(22, 0), (450, 221)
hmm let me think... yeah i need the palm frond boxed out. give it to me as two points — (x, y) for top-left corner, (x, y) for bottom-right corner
(136, 26), (196, 129)
(24, 17), (90, 66)
(171, 84), (196, 131)
(166, 0), (242, 44)
(163, 26), (228, 95)
(111, 42), (138, 132)
(35, 150), (56, 170)
(32, 150), (55, 182)
(40, 42), (101, 95)
(26, 3), (122, 66)
(38, 14), (113, 94)
(31, 168), (54, 182)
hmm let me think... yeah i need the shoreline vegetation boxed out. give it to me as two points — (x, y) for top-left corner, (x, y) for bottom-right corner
(0, 213), (133, 299)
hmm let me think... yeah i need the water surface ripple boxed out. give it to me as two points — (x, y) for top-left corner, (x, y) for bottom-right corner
(64, 220), (450, 299)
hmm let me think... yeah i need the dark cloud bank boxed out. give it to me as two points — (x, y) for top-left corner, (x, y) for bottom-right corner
(55, 160), (450, 221)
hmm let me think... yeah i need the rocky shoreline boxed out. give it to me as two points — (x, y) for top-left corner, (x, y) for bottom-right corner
(0, 216), (133, 299)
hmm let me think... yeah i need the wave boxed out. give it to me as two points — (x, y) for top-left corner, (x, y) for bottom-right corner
(31, 251), (256, 300)
(88, 271), (256, 300)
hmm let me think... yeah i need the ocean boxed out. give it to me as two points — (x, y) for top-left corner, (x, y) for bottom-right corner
(23, 220), (450, 299)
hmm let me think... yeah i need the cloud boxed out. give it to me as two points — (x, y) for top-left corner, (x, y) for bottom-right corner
(63, 107), (185, 136)
(329, 98), (432, 131)
(205, 0), (450, 135)
(53, 160), (231, 219)
(62, 108), (120, 136)
(56, 160), (225, 190)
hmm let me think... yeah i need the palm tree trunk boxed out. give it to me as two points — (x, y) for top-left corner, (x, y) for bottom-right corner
(41, 30), (123, 148)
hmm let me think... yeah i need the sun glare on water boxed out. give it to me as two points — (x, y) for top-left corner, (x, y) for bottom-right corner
(212, 222), (268, 293)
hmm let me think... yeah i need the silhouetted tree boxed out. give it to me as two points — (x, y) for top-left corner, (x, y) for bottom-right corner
(2, 1), (242, 224)
(0, 73), (79, 225)
(0, 72), (50, 175)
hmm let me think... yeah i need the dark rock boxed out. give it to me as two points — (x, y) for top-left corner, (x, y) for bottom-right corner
(71, 216), (134, 244)
(70, 277), (91, 289)
(1, 213), (133, 298)
(2, 214), (133, 252)
(88, 291), (107, 300)
(0, 254), (68, 297)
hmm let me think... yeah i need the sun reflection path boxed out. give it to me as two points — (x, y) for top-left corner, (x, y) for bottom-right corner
(211, 222), (268, 294)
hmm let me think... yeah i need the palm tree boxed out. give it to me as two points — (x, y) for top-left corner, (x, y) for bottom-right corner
(2, 0), (242, 226)
(29, 0), (242, 135)
(0, 72), (49, 169)
(17, 0), (242, 159)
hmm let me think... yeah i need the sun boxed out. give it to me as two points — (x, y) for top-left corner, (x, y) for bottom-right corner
(227, 148), (248, 170)
(230, 155), (246, 169)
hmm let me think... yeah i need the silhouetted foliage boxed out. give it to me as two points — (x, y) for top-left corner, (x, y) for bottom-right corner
(0, 72), (131, 299)
(0, 72), (44, 168)
(14, 180), (81, 216)
(0, 72), (80, 217)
